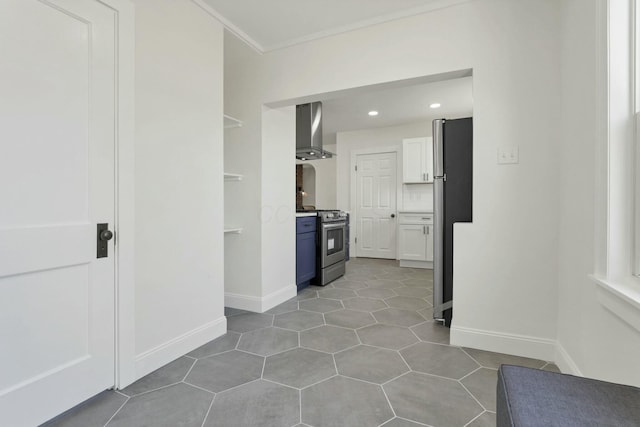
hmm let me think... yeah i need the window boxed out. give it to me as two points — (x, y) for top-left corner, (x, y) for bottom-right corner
(594, 0), (640, 326)
(603, 0), (636, 281)
(635, 0), (640, 276)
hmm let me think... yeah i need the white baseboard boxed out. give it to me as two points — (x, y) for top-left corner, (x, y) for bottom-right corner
(225, 284), (296, 313)
(261, 284), (297, 312)
(450, 325), (556, 362)
(555, 342), (583, 376)
(131, 316), (227, 386)
(399, 260), (433, 269)
(224, 292), (263, 312)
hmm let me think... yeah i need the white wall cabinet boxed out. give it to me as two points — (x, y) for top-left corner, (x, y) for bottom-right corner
(398, 212), (433, 268)
(402, 137), (433, 183)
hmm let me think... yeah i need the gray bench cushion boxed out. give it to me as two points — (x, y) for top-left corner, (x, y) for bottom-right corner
(497, 365), (640, 427)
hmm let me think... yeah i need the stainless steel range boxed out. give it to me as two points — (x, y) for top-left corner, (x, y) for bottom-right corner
(313, 210), (347, 286)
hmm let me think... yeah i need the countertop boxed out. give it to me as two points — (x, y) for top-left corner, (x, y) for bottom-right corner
(296, 212), (318, 217)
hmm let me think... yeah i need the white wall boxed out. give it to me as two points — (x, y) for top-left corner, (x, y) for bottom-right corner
(223, 33), (263, 305)
(297, 143), (337, 209)
(301, 165), (317, 207)
(223, 43), (299, 310)
(336, 121), (433, 216)
(261, 106), (297, 306)
(133, 0), (225, 379)
(226, 0), (562, 360)
(555, 0), (640, 386)
(444, 1), (561, 361)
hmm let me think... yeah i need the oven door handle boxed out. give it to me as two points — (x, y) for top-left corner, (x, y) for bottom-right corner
(322, 223), (346, 229)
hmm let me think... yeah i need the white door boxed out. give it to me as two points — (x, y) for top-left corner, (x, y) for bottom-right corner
(0, 1), (116, 426)
(356, 152), (397, 259)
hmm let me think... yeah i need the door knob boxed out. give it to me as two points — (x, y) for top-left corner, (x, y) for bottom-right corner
(97, 223), (113, 258)
(390, 214), (396, 218)
(100, 230), (114, 241)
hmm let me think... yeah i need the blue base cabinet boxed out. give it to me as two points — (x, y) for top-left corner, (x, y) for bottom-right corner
(296, 217), (316, 290)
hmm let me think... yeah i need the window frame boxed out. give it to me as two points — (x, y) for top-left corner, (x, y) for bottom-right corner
(593, 0), (640, 333)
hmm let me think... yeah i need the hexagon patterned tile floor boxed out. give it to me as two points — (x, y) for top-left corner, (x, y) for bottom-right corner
(44, 258), (553, 427)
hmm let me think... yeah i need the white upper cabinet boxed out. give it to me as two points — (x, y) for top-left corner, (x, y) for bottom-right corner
(402, 137), (433, 183)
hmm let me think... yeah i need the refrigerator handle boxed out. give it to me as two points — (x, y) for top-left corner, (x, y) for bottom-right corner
(433, 177), (445, 320)
(432, 118), (445, 321)
(433, 119), (445, 178)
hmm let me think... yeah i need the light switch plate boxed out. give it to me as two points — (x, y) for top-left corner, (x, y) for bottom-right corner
(497, 146), (519, 164)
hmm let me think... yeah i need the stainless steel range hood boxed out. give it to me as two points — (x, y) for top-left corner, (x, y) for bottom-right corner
(296, 102), (335, 160)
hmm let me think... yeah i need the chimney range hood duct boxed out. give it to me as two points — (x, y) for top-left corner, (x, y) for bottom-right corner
(296, 102), (335, 160)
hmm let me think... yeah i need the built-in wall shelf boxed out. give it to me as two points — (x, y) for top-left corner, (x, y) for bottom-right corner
(224, 173), (243, 181)
(224, 116), (243, 237)
(224, 114), (243, 129)
(224, 228), (243, 234)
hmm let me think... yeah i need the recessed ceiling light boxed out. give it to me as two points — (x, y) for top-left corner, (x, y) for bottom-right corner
(368, 111), (379, 116)
(321, 155), (327, 159)
(430, 103), (441, 109)
(301, 158), (306, 161)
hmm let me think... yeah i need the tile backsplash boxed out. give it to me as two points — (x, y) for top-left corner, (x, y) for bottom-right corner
(402, 183), (433, 211)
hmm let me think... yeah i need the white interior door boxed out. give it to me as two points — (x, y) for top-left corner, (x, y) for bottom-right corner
(0, 1), (116, 425)
(356, 152), (397, 259)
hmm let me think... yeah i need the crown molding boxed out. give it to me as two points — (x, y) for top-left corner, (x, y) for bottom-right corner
(191, 0), (264, 54)
(192, 0), (475, 54)
(262, 0), (476, 52)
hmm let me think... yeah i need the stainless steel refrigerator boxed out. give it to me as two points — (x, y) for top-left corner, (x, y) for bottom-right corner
(432, 118), (473, 327)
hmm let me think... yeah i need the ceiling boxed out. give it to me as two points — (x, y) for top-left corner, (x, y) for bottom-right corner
(321, 76), (473, 142)
(199, 0), (472, 52)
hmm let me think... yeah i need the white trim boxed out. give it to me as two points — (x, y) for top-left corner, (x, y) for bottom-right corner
(225, 292), (263, 312)
(134, 317), (227, 381)
(555, 343), (583, 376)
(450, 325), (556, 362)
(262, 285), (297, 312)
(593, 0), (609, 277)
(190, 0), (473, 54)
(593, 0), (640, 317)
(262, 0), (475, 51)
(592, 274), (640, 332)
(606, 0), (636, 280)
(190, 0), (263, 54)
(96, 0), (136, 389)
(225, 284), (296, 313)
(399, 260), (433, 269)
(635, 112), (640, 275)
(635, 0), (640, 276)
(349, 146), (402, 259)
